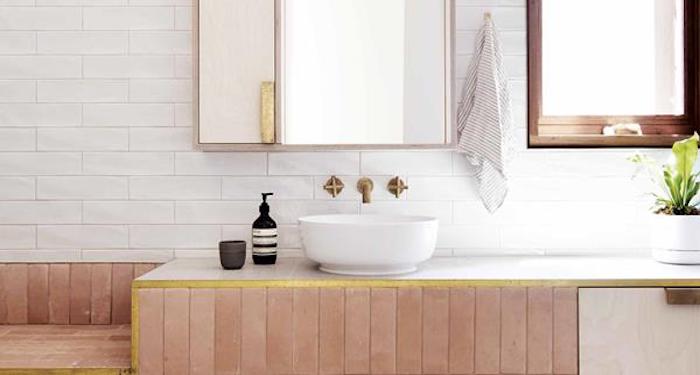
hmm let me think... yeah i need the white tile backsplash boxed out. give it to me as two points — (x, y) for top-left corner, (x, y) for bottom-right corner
(0, 0), (663, 261)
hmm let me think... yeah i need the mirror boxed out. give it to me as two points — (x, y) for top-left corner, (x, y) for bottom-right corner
(280, 0), (451, 146)
(194, 0), (453, 150)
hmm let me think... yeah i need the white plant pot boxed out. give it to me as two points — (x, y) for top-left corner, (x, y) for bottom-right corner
(651, 214), (700, 264)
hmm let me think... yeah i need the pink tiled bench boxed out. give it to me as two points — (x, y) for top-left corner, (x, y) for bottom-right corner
(0, 263), (158, 325)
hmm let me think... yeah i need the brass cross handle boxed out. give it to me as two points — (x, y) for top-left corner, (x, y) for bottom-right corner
(323, 176), (345, 198)
(387, 177), (408, 198)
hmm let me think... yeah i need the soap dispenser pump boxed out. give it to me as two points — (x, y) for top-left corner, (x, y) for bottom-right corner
(252, 193), (277, 265)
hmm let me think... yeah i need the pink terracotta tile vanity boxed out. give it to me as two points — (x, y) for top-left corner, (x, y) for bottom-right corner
(130, 257), (700, 375)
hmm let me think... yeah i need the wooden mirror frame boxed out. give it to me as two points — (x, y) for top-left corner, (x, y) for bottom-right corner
(193, 0), (457, 151)
(527, 0), (700, 148)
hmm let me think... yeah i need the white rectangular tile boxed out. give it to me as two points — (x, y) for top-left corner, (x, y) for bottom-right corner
(436, 225), (500, 249)
(0, 226), (35, 249)
(84, 55), (175, 78)
(174, 6), (191, 30)
(83, 152), (174, 175)
(0, 7), (82, 30)
(129, 127), (193, 151)
(268, 152), (359, 175)
(83, 103), (173, 127)
(37, 128), (129, 151)
(175, 201), (258, 224)
(174, 103), (191, 126)
(222, 177), (314, 200)
(129, 225), (220, 248)
(129, 31), (191, 54)
(37, 31), (128, 54)
(83, 201), (174, 224)
(0, 104), (82, 127)
(360, 201), (453, 224)
(0, 250), (81, 263)
(37, 176), (128, 200)
(38, 225), (128, 249)
(129, 176), (221, 200)
(38, 80), (129, 103)
(129, 79), (191, 102)
(407, 176), (479, 201)
(0, 153), (81, 175)
(0, 56), (81, 79)
(80, 249), (174, 263)
(175, 152), (266, 176)
(273, 200), (359, 224)
(361, 151), (453, 176)
(0, 32), (35, 54)
(83, 7), (174, 30)
(0, 177), (35, 200)
(0, 201), (81, 224)
(0, 128), (35, 151)
(0, 81), (35, 102)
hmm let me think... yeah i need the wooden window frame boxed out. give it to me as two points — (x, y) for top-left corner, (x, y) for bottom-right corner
(528, 0), (700, 148)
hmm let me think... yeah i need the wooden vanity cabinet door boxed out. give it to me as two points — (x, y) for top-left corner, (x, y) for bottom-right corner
(196, 0), (275, 144)
(579, 288), (700, 375)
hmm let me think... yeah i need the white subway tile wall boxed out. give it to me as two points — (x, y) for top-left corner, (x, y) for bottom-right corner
(0, 0), (657, 262)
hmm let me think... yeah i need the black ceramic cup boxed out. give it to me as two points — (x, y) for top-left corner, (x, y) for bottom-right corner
(219, 240), (246, 270)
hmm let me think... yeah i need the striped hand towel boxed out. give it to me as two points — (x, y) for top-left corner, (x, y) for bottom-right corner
(457, 15), (515, 213)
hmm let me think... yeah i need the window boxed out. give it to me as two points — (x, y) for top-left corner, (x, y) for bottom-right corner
(528, 0), (700, 147)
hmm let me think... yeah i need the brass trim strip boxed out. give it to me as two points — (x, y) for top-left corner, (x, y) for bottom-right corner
(260, 81), (275, 144)
(132, 279), (700, 289)
(130, 287), (140, 372)
(0, 369), (131, 375)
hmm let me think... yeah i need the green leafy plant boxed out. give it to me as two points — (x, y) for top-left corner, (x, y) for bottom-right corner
(630, 133), (700, 215)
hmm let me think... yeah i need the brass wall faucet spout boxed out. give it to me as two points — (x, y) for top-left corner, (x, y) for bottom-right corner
(357, 177), (374, 204)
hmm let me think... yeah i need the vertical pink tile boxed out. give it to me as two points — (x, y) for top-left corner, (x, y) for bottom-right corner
(48, 264), (70, 324)
(5, 264), (28, 324)
(27, 264), (49, 324)
(111, 263), (134, 324)
(241, 288), (267, 374)
(500, 287), (527, 374)
(69, 263), (92, 325)
(293, 288), (320, 374)
(345, 288), (370, 375)
(422, 288), (449, 374)
(90, 263), (112, 325)
(527, 287), (553, 374)
(190, 289), (216, 375)
(370, 288), (396, 374)
(474, 288), (500, 374)
(134, 263), (156, 278)
(267, 288), (293, 374)
(139, 288), (164, 375)
(215, 289), (241, 375)
(0, 264), (6, 324)
(319, 288), (344, 374)
(449, 288), (475, 374)
(397, 288), (422, 375)
(553, 287), (578, 375)
(164, 289), (190, 375)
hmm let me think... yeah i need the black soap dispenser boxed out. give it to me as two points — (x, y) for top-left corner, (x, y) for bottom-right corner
(252, 193), (277, 265)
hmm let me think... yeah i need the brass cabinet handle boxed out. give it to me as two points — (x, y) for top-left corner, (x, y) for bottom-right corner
(260, 81), (275, 144)
(665, 288), (700, 305)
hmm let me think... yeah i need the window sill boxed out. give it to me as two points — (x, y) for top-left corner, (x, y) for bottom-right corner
(529, 134), (688, 148)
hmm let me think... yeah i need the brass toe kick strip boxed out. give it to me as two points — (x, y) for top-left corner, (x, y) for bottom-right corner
(0, 369), (132, 375)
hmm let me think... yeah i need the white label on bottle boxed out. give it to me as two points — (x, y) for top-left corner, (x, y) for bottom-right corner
(253, 228), (277, 237)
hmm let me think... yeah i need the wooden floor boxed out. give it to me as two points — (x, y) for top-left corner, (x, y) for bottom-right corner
(0, 325), (131, 369)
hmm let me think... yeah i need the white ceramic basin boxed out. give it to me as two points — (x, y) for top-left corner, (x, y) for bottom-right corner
(299, 214), (439, 275)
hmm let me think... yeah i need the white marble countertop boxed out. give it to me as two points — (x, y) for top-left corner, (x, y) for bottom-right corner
(135, 256), (700, 286)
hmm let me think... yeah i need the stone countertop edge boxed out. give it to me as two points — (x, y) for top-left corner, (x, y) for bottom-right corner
(132, 256), (700, 287)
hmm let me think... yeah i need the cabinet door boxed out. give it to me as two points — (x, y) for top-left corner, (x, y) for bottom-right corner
(579, 288), (700, 375)
(196, 0), (275, 144)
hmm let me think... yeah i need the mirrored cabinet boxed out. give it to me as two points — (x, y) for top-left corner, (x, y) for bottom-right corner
(194, 0), (455, 150)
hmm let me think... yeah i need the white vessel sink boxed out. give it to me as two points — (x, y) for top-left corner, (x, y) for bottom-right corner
(299, 214), (439, 275)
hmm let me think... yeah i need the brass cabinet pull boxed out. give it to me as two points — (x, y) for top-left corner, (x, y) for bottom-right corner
(260, 81), (275, 144)
(665, 288), (700, 305)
